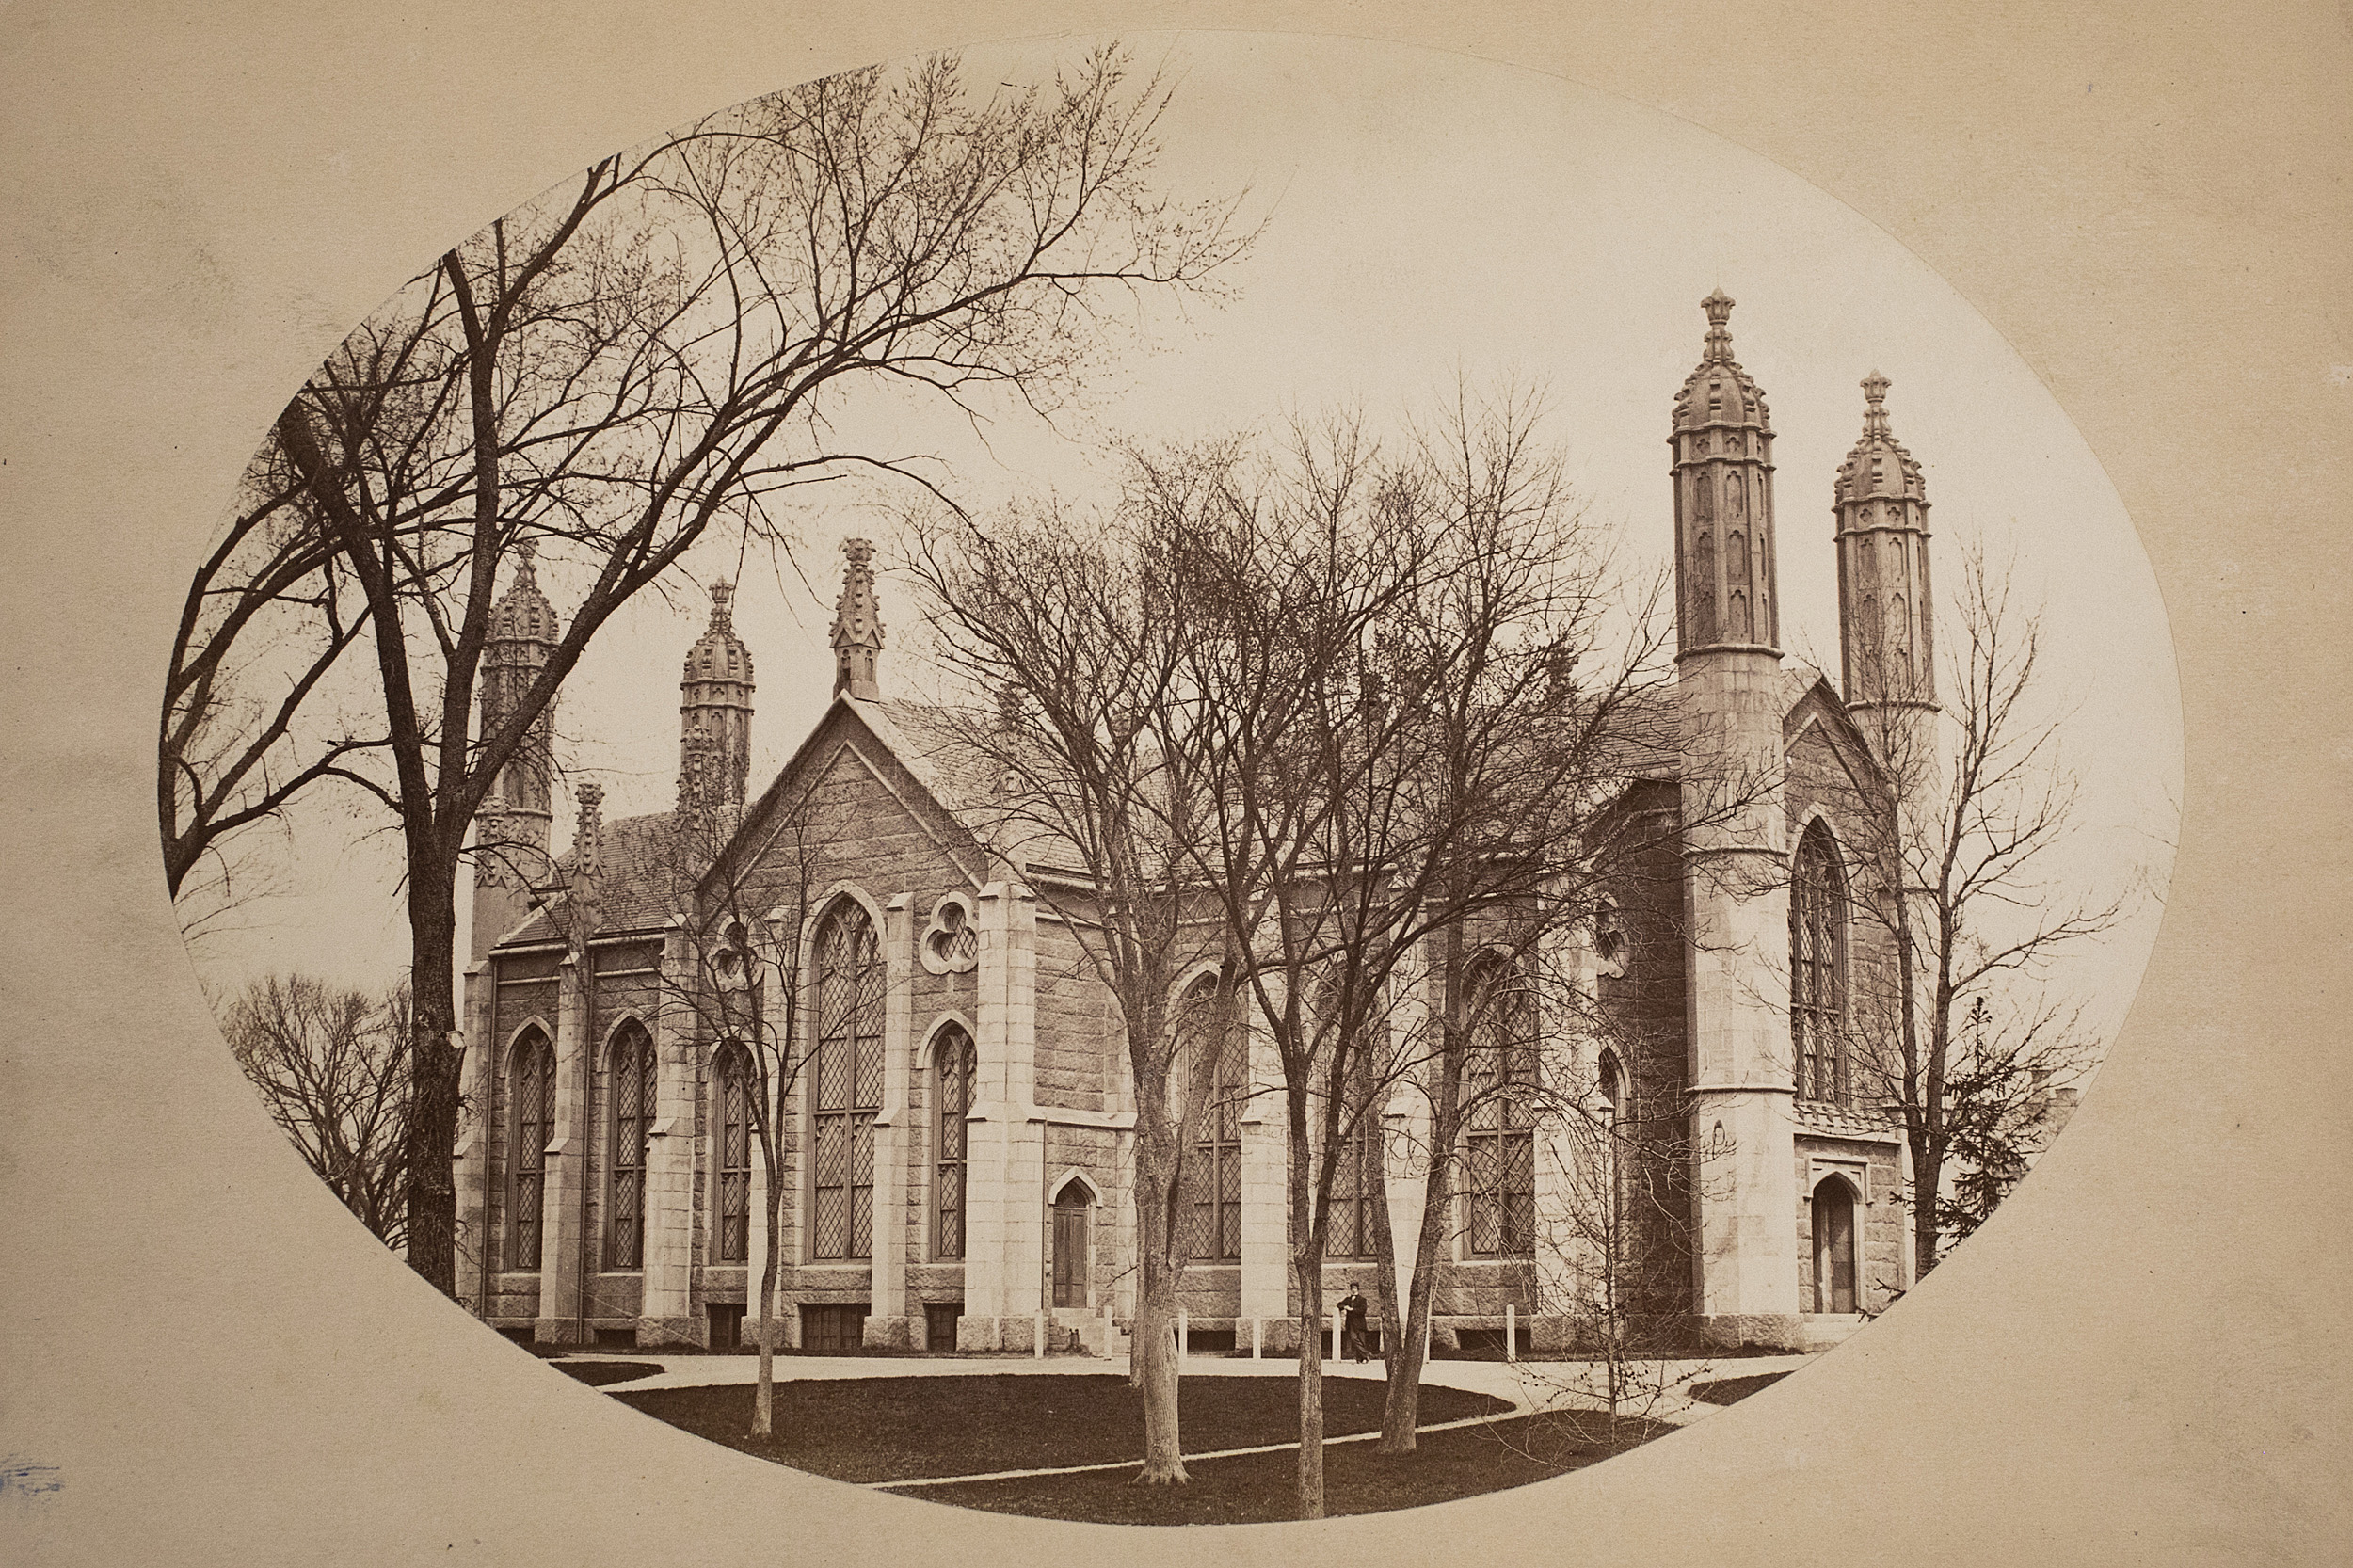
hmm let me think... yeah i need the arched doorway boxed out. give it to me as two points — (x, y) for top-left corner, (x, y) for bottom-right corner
(1050, 1179), (1093, 1308)
(1812, 1176), (1857, 1314)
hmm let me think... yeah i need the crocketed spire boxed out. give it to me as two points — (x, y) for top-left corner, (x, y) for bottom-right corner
(681, 581), (754, 685)
(489, 537), (560, 644)
(831, 536), (885, 701)
(1833, 371), (1927, 506)
(1673, 289), (1773, 437)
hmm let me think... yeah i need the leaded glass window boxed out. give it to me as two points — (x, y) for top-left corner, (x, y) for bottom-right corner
(810, 902), (883, 1259)
(1791, 821), (1849, 1104)
(715, 1042), (752, 1262)
(608, 1022), (655, 1270)
(1464, 957), (1536, 1258)
(508, 1030), (554, 1270)
(934, 1025), (976, 1259)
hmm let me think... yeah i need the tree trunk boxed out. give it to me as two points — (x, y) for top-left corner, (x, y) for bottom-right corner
(1369, 1107), (1406, 1421)
(402, 866), (462, 1295)
(753, 1161), (780, 1439)
(1379, 924), (1465, 1453)
(1289, 1098), (1326, 1520)
(1379, 1135), (1452, 1451)
(1912, 1146), (1944, 1281)
(1130, 1122), (1190, 1484)
(1131, 1245), (1188, 1483)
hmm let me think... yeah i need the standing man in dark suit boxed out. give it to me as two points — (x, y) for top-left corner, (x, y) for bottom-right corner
(1337, 1288), (1369, 1363)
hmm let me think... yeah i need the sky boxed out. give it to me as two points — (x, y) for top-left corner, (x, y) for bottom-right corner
(182, 32), (2181, 1065)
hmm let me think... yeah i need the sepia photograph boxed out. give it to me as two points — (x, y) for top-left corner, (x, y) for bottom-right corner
(162, 33), (2171, 1528)
(4, 4), (2343, 1563)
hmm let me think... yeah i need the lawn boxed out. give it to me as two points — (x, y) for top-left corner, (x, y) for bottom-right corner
(607, 1374), (1673, 1523)
(897, 1407), (1675, 1524)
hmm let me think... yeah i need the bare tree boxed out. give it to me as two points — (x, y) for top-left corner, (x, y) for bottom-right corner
(1516, 997), (1719, 1455)
(1840, 542), (2126, 1279)
(664, 738), (830, 1440)
(1168, 395), (1690, 1516)
(230, 48), (1252, 1298)
(910, 483), (1240, 1486)
(224, 975), (414, 1249)
(920, 389), (1678, 1516)
(161, 468), (386, 904)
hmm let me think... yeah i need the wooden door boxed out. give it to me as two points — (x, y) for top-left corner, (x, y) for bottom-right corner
(1052, 1197), (1089, 1308)
(1813, 1178), (1856, 1314)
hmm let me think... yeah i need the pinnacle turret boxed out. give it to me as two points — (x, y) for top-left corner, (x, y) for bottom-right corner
(679, 579), (755, 813)
(472, 537), (563, 961)
(1833, 373), (1935, 715)
(831, 537), (885, 701)
(1671, 291), (1780, 655)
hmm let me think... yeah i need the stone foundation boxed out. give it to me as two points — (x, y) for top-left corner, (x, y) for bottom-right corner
(1694, 1312), (1807, 1352)
(862, 1314), (921, 1351)
(634, 1315), (705, 1350)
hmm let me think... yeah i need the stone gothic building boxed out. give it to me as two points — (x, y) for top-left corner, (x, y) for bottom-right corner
(453, 295), (1936, 1354)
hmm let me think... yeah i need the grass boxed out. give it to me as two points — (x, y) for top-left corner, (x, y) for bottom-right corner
(607, 1374), (1677, 1523)
(610, 1375), (1510, 1486)
(898, 1408), (1676, 1524)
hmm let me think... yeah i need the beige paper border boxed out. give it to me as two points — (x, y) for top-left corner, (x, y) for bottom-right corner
(3, 3), (2345, 1564)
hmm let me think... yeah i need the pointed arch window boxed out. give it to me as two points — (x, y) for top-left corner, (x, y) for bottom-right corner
(607, 1021), (656, 1270)
(1183, 976), (1243, 1262)
(714, 1041), (753, 1263)
(1464, 956), (1536, 1258)
(933, 1024), (977, 1259)
(507, 1029), (554, 1270)
(1791, 821), (1849, 1103)
(810, 901), (883, 1260)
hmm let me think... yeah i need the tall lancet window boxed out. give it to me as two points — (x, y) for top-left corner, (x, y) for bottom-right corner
(714, 1042), (752, 1263)
(508, 1029), (555, 1270)
(607, 1021), (656, 1269)
(1182, 976), (1244, 1262)
(1324, 1045), (1382, 1260)
(933, 1024), (976, 1259)
(1463, 956), (1537, 1258)
(810, 901), (884, 1259)
(1790, 821), (1849, 1103)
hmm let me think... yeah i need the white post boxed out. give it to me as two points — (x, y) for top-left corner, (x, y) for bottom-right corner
(1333, 1304), (1343, 1361)
(1506, 1304), (1517, 1363)
(1103, 1303), (1115, 1359)
(1252, 1317), (1262, 1360)
(1178, 1310), (1190, 1366)
(1422, 1314), (1433, 1363)
(1033, 1310), (1046, 1359)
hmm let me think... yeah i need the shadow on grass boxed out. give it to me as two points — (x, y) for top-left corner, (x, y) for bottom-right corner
(553, 1360), (667, 1387)
(1686, 1371), (1793, 1406)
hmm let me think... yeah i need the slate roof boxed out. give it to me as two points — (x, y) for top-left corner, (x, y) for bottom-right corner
(491, 663), (1864, 952)
(497, 810), (687, 948)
